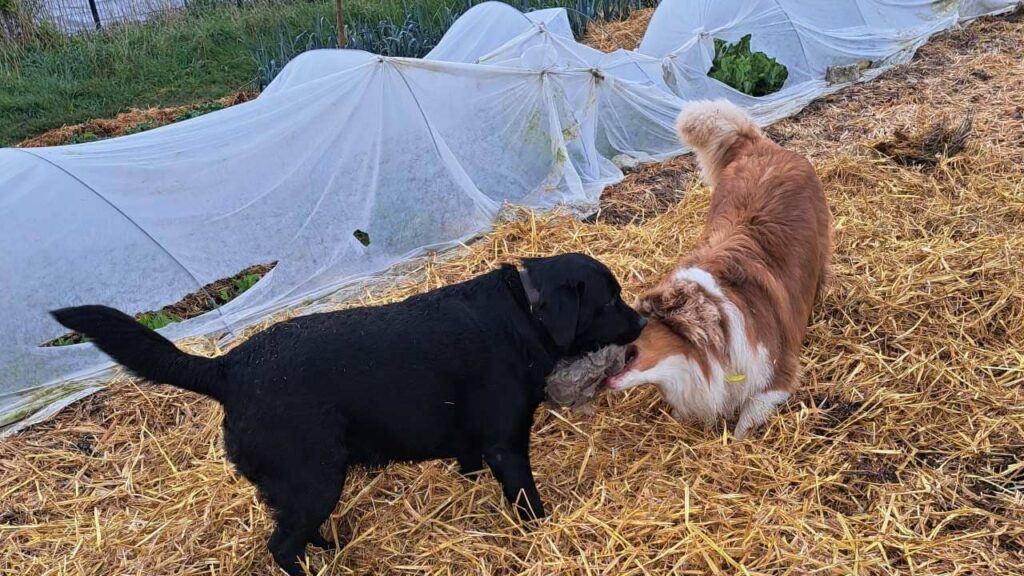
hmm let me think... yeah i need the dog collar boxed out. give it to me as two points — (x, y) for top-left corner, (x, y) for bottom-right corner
(511, 266), (559, 367)
(726, 373), (746, 383)
(518, 268), (541, 312)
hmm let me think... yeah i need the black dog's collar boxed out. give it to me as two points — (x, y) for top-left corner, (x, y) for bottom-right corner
(518, 268), (541, 312)
(503, 264), (558, 363)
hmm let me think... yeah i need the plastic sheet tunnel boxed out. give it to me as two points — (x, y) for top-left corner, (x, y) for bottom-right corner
(1, 0), (1019, 433)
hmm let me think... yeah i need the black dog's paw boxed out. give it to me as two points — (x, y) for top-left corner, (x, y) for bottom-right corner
(514, 502), (547, 525)
(271, 555), (306, 576)
(309, 532), (337, 550)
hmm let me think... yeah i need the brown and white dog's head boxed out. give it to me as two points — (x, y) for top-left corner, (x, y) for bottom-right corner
(605, 277), (725, 395)
(606, 319), (694, 392)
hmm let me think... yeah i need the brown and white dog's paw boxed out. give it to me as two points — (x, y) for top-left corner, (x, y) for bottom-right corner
(670, 407), (685, 422)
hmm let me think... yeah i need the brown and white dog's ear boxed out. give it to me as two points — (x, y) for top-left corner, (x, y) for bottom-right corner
(636, 282), (724, 352)
(634, 285), (672, 320)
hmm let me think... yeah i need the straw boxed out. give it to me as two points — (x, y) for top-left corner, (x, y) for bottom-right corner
(16, 92), (257, 148)
(1, 10), (1022, 575)
(583, 8), (653, 52)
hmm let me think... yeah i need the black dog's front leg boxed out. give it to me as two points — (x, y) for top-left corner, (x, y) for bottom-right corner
(484, 445), (545, 521)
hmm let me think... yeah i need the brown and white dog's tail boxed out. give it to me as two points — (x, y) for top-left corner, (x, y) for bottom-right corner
(675, 99), (761, 185)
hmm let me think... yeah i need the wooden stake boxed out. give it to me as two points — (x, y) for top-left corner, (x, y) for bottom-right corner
(336, 0), (346, 48)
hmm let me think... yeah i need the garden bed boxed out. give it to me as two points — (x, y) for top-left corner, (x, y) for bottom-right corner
(42, 262), (274, 346)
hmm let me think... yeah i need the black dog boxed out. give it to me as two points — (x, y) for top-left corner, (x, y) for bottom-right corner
(52, 253), (645, 575)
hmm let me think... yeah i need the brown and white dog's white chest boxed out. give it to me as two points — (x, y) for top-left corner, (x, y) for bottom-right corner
(608, 266), (777, 436)
(666, 267), (773, 418)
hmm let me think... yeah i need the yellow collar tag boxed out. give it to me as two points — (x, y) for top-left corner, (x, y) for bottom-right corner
(726, 374), (746, 383)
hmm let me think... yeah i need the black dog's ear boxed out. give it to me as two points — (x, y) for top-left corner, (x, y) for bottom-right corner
(523, 258), (581, 348)
(536, 282), (580, 348)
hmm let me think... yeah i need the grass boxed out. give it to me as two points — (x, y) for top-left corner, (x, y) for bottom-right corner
(0, 0), (336, 145)
(1, 0), (657, 146)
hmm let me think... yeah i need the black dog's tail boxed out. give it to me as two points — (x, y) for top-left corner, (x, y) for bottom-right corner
(50, 305), (226, 402)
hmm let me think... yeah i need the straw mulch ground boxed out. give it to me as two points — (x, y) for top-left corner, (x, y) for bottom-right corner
(583, 8), (653, 52)
(2, 10), (1023, 576)
(16, 92), (256, 148)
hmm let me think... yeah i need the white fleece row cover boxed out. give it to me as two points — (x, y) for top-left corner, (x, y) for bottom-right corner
(1, 0), (1018, 433)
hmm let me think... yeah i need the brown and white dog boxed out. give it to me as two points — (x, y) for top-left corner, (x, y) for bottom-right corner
(607, 100), (832, 439)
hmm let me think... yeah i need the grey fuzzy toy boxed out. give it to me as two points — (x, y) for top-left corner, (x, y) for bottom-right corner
(545, 344), (627, 414)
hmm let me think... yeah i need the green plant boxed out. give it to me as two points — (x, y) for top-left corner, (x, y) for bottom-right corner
(49, 334), (91, 346)
(123, 120), (156, 134)
(42, 263), (274, 347)
(214, 271), (261, 303)
(232, 272), (261, 294)
(252, 0), (659, 87)
(708, 34), (788, 97)
(173, 100), (225, 122)
(67, 131), (100, 143)
(47, 310), (180, 346)
(136, 310), (181, 330)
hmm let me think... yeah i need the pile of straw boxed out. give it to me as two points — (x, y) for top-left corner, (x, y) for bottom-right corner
(2, 10), (1022, 575)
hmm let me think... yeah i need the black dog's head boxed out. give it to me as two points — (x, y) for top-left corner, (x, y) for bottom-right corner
(521, 253), (646, 356)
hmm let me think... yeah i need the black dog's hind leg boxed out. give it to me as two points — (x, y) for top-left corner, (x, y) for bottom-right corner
(457, 442), (484, 478)
(266, 455), (349, 576)
(484, 444), (545, 521)
(458, 455), (484, 477)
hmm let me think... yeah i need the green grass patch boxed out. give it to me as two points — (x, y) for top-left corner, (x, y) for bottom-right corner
(708, 34), (788, 97)
(0, 0), (336, 145)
